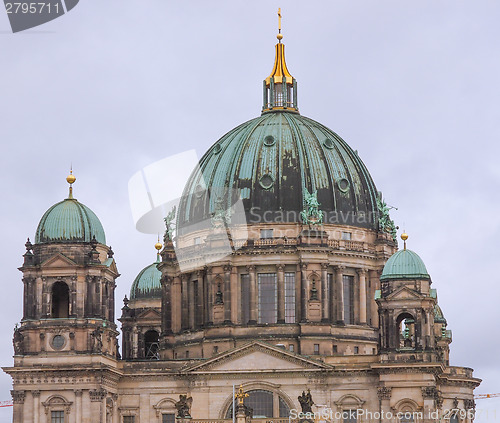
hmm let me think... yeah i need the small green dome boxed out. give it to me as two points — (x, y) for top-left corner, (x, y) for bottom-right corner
(380, 249), (430, 280)
(35, 198), (106, 244)
(130, 256), (162, 300)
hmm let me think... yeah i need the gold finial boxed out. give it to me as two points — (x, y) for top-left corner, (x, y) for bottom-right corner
(155, 235), (162, 252)
(66, 167), (76, 199)
(401, 232), (408, 250)
(235, 385), (249, 405)
(277, 8), (283, 41)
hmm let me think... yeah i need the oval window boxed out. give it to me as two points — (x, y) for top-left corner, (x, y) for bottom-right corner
(264, 135), (276, 147)
(259, 174), (274, 190)
(213, 144), (222, 154)
(52, 335), (65, 350)
(323, 138), (334, 149)
(337, 178), (350, 192)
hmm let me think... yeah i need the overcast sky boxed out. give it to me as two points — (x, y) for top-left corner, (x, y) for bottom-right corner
(0, 1), (499, 420)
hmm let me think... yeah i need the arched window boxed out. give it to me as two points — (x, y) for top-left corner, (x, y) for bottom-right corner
(144, 330), (159, 359)
(225, 389), (290, 418)
(396, 312), (415, 349)
(51, 282), (69, 318)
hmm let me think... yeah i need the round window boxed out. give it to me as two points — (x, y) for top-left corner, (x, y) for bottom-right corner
(213, 144), (222, 154)
(337, 178), (350, 192)
(264, 135), (276, 147)
(52, 335), (65, 350)
(323, 138), (334, 149)
(259, 174), (274, 190)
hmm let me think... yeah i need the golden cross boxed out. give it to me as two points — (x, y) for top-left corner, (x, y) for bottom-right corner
(278, 8), (282, 32)
(235, 385), (249, 405)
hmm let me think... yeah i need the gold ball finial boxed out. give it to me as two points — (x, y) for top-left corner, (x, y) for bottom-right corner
(401, 233), (408, 241)
(155, 241), (162, 251)
(277, 33), (283, 40)
(66, 170), (76, 185)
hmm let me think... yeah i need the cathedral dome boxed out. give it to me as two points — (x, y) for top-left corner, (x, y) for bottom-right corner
(130, 255), (162, 300)
(35, 172), (106, 244)
(380, 249), (430, 281)
(35, 198), (106, 245)
(179, 108), (379, 232)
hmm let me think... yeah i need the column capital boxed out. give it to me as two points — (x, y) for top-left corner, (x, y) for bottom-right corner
(74, 389), (83, 397)
(300, 262), (308, 270)
(276, 264), (285, 272)
(32, 390), (41, 398)
(321, 263), (329, 270)
(377, 386), (392, 400)
(246, 265), (255, 272)
(11, 390), (25, 404)
(334, 265), (346, 272)
(223, 264), (232, 273)
(357, 268), (368, 276)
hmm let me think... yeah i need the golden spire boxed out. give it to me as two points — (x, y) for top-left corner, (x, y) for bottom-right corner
(66, 167), (76, 199)
(277, 8), (283, 41)
(265, 8), (293, 86)
(401, 232), (408, 250)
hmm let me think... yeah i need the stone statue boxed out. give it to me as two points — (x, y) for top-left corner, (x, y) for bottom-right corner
(13, 325), (24, 355)
(298, 389), (314, 413)
(300, 189), (324, 226)
(211, 195), (232, 228)
(175, 394), (193, 418)
(164, 206), (177, 241)
(90, 326), (103, 353)
(376, 194), (397, 242)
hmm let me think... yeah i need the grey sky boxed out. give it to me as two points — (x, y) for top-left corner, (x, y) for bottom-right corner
(0, 1), (498, 419)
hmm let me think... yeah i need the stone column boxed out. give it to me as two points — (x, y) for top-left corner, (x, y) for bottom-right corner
(11, 390), (25, 423)
(205, 268), (213, 326)
(162, 276), (173, 334)
(377, 387), (392, 423)
(74, 389), (82, 423)
(172, 276), (181, 333)
(335, 266), (345, 323)
(181, 275), (189, 330)
(223, 265), (232, 323)
(90, 389), (107, 423)
(358, 268), (367, 325)
(321, 263), (329, 322)
(32, 390), (40, 423)
(248, 266), (257, 324)
(230, 266), (239, 324)
(132, 328), (139, 359)
(188, 276), (195, 329)
(300, 263), (308, 322)
(369, 270), (381, 327)
(277, 264), (285, 323)
(197, 270), (205, 327)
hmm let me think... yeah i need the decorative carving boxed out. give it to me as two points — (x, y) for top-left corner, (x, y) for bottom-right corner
(11, 390), (25, 404)
(13, 326), (24, 355)
(90, 326), (103, 353)
(215, 283), (224, 305)
(211, 195), (231, 229)
(298, 389), (314, 413)
(74, 390), (83, 397)
(32, 390), (40, 398)
(107, 246), (114, 258)
(89, 389), (107, 402)
(464, 399), (475, 410)
(377, 387), (392, 400)
(175, 394), (193, 418)
(300, 188), (324, 226)
(310, 280), (319, 301)
(421, 386), (439, 399)
(453, 397), (459, 409)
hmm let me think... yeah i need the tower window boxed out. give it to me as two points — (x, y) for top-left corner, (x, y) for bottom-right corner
(51, 411), (64, 423)
(284, 272), (296, 323)
(260, 229), (274, 239)
(163, 414), (175, 423)
(258, 273), (277, 324)
(241, 274), (250, 324)
(313, 344), (320, 355)
(289, 344), (294, 352)
(144, 330), (159, 359)
(333, 344), (338, 353)
(123, 417), (135, 423)
(354, 346), (359, 354)
(343, 275), (354, 324)
(341, 232), (352, 240)
(51, 281), (69, 318)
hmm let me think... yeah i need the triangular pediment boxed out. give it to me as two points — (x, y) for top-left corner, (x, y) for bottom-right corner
(386, 286), (424, 300)
(41, 253), (77, 268)
(184, 341), (330, 374)
(137, 308), (161, 319)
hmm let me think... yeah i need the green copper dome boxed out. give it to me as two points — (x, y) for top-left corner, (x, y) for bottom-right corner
(380, 249), (430, 281)
(130, 256), (162, 300)
(35, 198), (106, 244)
(178, 111), (380, 232)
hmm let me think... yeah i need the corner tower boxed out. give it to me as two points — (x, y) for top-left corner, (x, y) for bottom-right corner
(6, 172), (120, 423)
